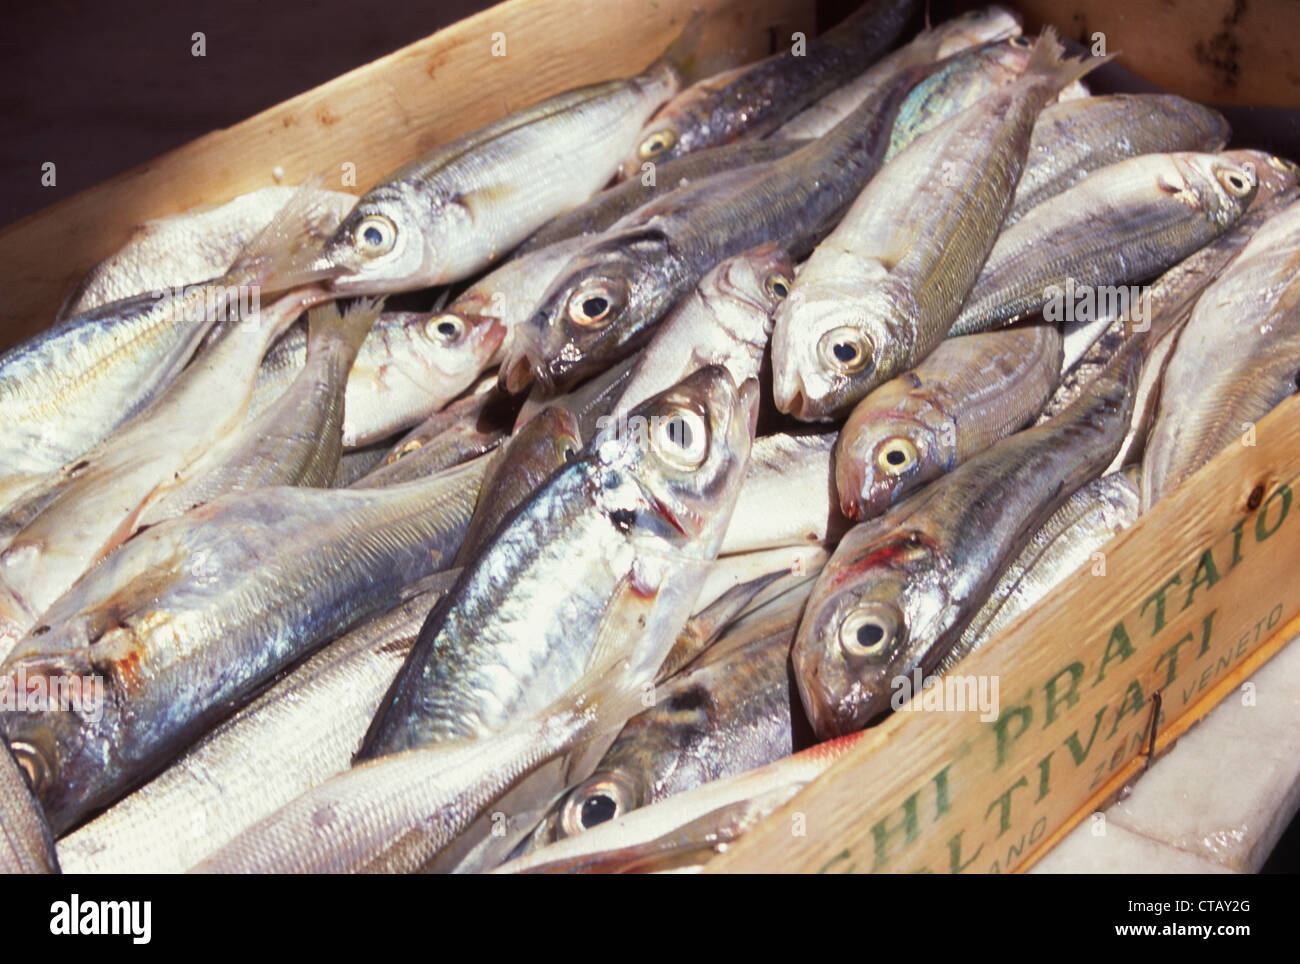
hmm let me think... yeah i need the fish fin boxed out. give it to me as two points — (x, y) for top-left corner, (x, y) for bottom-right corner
(226, 175), (351, 291)
(651, 11), (744, 88)
(306, 296), (386, 360)
(1023, 26), (1113, 94)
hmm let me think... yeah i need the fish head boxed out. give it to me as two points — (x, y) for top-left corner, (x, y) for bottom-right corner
(509, 406), (585, 478)
(554, 766), (649, 839)
(698, 242), (794, 339)
(793, 525), (951, 739)
(593, 366), (758, 552)
(304, 183), (443, 294)
(773, 275), (917, 421)
(1220, 149), (1300, 201)
(502, 232), (675, 393)
(618, 113), (689, 180)
(396, 309), (510, 387)
(1172, 152), (1259, 227)
(835, 404), (948, 521)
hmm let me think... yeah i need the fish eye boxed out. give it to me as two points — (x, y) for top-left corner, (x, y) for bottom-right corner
(426, 314), (466, 344)
(876, 437), (919, 476)
(818, 326), (874, 375)
(1009, 35), (1031, 48)
(651, 408), (709, 469)
(567, 283), (619, 328)
(1217, 166), (1254, 197)
(555, 437), (580, 464)
(559, 773), (639, 836)
(837, 602), (902, 663)
(352, 214), (398, 257)
(637, 128), (677, 161)
(9, 741), (49, 795)
(766, 273), (792, 300)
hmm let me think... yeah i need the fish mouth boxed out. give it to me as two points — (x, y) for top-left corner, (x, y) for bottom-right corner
(499, 348), (539, 395)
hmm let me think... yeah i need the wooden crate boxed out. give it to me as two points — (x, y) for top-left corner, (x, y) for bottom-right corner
(2, 0), (1298, 873)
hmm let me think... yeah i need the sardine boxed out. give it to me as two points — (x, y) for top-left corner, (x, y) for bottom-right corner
(836, 325), (1062, 521)
(950, 151), (1258, 335)
(617, 0), (918, 174)
(0, 189), (341, 513)
(56, 573), (459, 874)
(354, 383), (514, 488)
(330, 438), (395, 487)
(612, 243), (791, 417)
(1007, 95), (1231, 224)
(57, 187), (357, 321)
(1142, 196), (1300, 509)
(520, 588), (801, 852)
(136, 299), (393, 528)
(286, 26), (716, 295)
(0, 287), (330, 645)
(502, 62), (927, 393)
(947, 470), (1139, 668)
(455, 407), (583, 564)
(512, 353), (644, 436)
(719, 431), (846, 555)
(518, 139), (807, 255)
(0, 456), (488, 833)
(249, 307), (506, 448)
(772, 32), (1104, 420)
(360, 366), (758, 762)
(793, 337), (1142, 738)
(776, 6), (1023, 140)
(193, 637), (646, 874)
(494, 731), (866, 874)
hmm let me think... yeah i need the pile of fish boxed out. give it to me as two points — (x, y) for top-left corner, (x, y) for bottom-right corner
(3, 0), (1298, 874)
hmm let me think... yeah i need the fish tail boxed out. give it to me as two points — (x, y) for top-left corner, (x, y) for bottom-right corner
(1023, 25), (1113, 94)
(651, 11), (742, 88)
(306, 296), (386, 362)
(226, 176), (352, 291)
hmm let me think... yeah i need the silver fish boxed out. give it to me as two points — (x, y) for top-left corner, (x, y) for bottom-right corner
(0, 456), (488, 833)
(0, 743), (57, 873)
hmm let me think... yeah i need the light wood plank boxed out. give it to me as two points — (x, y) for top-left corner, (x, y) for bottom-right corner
(709, 393), (1300, 873)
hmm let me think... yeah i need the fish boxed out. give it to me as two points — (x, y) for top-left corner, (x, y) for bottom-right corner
(248, 307), (506, 449)
(493, 731), (866, 874)
(612, 243), (791, 417)
(330, 439), (396, 487)
(353, 382), (515, 488)
(455, 407), (583, 564)
(775, 6), (1023, 140)
(946, 470), (1140, 668)
(949, 151), (1259, 335)
(359, 366), (759, 764)
(192, 630), (648, 874)
(617, 0), (918, 175)
(0, 287), (330, 646)
(134, 299), (391, 528)
(517, 139), (807, 255)
(793, 335), (1142, 738)
(1006, 94), (1232, 225)
(1142, 196), (1300, 509)
(663, 547), (825, 680)
(771, 31), (1105, 421)
(0, 743), (58, 873)
(55, 572), (459, 874)
(0, 455), (489, 833)
(0, 188), (342, 515)
(835, 325), (1062, 521)
(502, 61), (928, 393)
(511, 354), (643, 437)
(523, 585), (803, 851)
(285, 23), (721, 295)
(57, 186), (357, 321)
(718, 430), (845, 555)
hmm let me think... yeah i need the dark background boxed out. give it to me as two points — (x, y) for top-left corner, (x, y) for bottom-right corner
(0, 0), (1296, 874)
